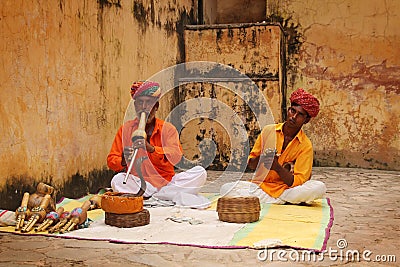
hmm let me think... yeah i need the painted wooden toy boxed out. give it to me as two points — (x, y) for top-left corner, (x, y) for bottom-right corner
(59, 200), (91, 233)
(48, 211), (71, 234)
(88, 194), (102, 210)
(15, 192), (30, 231)
(21, 194), (51, 232)
(28, 182), (56, 214)
(34, 207), (65, 232)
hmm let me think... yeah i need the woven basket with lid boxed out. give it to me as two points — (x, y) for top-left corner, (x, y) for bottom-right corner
(217, 196), (261, 223)
(101, 192), (144, 214)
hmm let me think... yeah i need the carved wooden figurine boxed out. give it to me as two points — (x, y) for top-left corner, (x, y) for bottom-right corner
(15, 192), (30, 231)
(59, 200), (91, 233)
(35, 207), (65, 232)
(47, 211), (71, 234)
(21, 194), (51, 233)
(88, 194), (102, 210)
(28, 182), (56, 213)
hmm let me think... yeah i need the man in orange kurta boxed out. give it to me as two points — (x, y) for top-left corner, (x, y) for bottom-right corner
(107, 115), (183, 189)
(220, 88), (326, 204)
(107, 81), (210, 209)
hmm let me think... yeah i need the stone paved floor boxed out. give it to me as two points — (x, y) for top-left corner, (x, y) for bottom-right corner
(0, 167), (399, 266)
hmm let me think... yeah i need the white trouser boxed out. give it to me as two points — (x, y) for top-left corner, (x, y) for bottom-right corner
(220, 180), (327, 204)
(111, 166), (210, 209)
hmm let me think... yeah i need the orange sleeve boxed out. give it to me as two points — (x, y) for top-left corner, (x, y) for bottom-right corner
(291, 143), (313, 187)
(148, 122), (183, 166)
(248, 124), (276, 160)
(107, 126), (125, 172)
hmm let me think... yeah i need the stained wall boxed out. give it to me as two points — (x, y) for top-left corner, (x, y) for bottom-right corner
(0, 0), (197, 208)
(181, 24), (284, 170)
(266, 0), (400, 170)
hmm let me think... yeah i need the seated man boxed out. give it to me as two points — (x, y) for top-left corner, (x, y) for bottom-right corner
(107, 81), (210, 209)
(220, 88), (326, 204)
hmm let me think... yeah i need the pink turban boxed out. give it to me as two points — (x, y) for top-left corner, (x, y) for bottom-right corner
(289, 88), (320, 117)
(130, 81), (161, 99)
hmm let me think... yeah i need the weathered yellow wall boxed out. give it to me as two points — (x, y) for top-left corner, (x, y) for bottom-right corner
(182, 24), (283, 170)
(202, 0), (266, 24)
(215, 0), (266, 24)
(0, 0), (197, 206)
(267, 0), (400, 170)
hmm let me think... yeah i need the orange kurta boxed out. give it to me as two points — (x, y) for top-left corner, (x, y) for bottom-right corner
(107, 118), (183, 189)
(249, 123), (313, 198)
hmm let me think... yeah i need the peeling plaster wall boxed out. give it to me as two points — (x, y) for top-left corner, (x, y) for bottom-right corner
(215, 0), (266, 24)
(202, 0), (266, 24)
(0, 0), (197, 209)
(267, 0), (400, 170)
(183, 24), (284, 170)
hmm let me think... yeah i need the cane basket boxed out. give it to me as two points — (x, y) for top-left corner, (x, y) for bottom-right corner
(105, 209), (150, 228)
(101, 192), (143, 214)
(217, 196), (260, 223)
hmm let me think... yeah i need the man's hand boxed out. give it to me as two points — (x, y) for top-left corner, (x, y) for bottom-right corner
(247, 149), (278, 171)
(132, 139), (146, 150)
(259, 148), (279, 171)
(260, 149), (294, 186)
(124, 146), (134, 157)
(132, 139), (155, 153)
(260, 154), (280, 171)
(121, 154), (127, 167)
(122, 146), (134, 167)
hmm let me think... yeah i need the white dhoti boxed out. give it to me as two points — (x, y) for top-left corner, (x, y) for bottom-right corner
(111, 166), (210, 209)
(220, 180), (326, 204)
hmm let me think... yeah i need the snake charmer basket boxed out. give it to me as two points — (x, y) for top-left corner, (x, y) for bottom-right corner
(101, 192), (150, 228)
(217, 196), (261, 223)
(101, 192), (144, 214)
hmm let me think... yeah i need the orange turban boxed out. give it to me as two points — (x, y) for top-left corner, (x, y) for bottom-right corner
(289, 88), (320, 117)
(130, 81), (161, 99)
